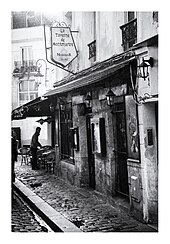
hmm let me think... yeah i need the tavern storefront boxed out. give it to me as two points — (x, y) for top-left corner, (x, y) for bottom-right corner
(43, 51), (144, 214)
(43, 34), (158, 224)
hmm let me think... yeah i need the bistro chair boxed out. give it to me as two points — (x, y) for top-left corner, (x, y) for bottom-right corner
(44, 150), (55, 174)
(37, 145), (53, 169)
(19, 147), (31, 165)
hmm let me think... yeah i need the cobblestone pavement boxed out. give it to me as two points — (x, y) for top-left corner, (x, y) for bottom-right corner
(12, 190), (52, 232)
(15, 158), (156, 232)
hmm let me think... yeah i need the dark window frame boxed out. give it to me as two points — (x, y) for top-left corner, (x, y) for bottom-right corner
(60, 102), (75, 163)
(87, 40), (96, 60)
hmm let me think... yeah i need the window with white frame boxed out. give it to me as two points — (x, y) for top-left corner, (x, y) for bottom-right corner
(19, 79), (38, 106)
(21, 46), (33, 66)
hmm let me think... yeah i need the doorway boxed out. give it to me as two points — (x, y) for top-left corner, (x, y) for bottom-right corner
(12, 127), (21, 148)
(86, 116), (95, 189)
(114, 102), (129, 197)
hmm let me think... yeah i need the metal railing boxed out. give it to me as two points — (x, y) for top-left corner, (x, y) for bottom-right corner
(13, 60), (37, 77)
(120, 18), (137, 51)
(87, 40), (96, 59)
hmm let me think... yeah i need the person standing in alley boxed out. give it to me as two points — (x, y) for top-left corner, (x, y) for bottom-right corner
(30, 127), (42, 170)
(11, 130), (18, 183)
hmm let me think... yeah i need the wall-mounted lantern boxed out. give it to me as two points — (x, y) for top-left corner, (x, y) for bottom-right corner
(59, 98), (67, 111)
(49, 103), (55, 112)
(34, 66), (44, 86)
(85, 92), (92, 108)
(106, 89), (116, 106)
(34, 59), (48, 86)
(137, 57), (153, 80)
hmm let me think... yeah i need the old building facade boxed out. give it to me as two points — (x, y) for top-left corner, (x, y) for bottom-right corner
(12, 11), (158, 224)
(11, 12), (63, 146)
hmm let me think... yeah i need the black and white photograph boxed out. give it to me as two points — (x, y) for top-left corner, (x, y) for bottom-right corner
(1, 0), (168, 242)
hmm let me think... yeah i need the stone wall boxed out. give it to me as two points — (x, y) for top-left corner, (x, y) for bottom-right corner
(91, 88), (116, 197)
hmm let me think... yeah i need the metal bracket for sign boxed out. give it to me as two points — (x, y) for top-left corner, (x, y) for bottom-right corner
(43, 24), (78, 75)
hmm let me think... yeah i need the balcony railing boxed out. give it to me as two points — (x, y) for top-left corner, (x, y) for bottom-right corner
(120, 18), (137, 51)
(13, 60), (37, 78)
(88, 40), (96, 60)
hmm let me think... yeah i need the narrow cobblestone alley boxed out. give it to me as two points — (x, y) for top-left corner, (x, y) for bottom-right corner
(14, 159), (156, 232)
(12, 190), (53, 232)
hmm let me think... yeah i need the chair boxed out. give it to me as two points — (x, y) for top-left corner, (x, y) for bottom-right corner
(37, 148), (46, 169)
(19, 147), (31, 165)
(37, 146), (54, 169)
(44, 150), (55, 173)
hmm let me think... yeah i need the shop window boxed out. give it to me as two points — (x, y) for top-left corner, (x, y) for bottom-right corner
(60, 102), (74, 162)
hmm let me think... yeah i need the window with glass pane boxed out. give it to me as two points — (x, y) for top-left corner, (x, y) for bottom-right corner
(27, 12), (41, 27)
(29, 80), (38, 91)
(12, 11), (27, 29)
(19, 79), (38, 106)
(19, 80), (28, 91)
(60, 103), (74, 162)
(128, 12), (135, 22)
(21, 46), (33, 65)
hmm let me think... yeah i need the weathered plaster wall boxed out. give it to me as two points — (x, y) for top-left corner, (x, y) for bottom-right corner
(91, 88), (116, 197)
(137, 12), (158, 43)
(137, 101), (158, 223)
(55, 94), (90, 187)
(143, 103), (158, 222)
(127, 160), (143, 220)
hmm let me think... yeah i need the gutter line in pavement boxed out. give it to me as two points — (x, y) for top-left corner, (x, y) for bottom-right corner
(13, 179), (82, 233)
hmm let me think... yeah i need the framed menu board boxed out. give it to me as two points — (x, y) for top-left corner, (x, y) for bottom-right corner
(125, 95), (140, 161)
(91, 117), (106, 157)
(55, 110), (59, 146)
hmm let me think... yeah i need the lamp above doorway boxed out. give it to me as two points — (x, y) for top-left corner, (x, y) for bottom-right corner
(137, 57), (153, 80)
(85, 92), (92, 108)
(106, 89), (116, 106)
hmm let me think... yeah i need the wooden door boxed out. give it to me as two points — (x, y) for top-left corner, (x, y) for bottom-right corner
(115, 103), (129, 197)
(86, 117), (95, 189)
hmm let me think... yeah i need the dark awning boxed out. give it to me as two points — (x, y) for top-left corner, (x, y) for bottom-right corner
(12, 97), (53, 120)
(44, 53), (135, 98)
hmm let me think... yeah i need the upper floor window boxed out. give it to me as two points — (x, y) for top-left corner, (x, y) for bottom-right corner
(153, 11), (158, 23)
(128, 12), (135, 22)
(88, 40), (96, 60)
(87, 12), (96, 62)
(21, 46), (33, 66)
(120, 12), (137, 51)
(19, 79), (38, 106)
(12, 11), (27, 29)
(11, 11), (54, 29)
(27, 12), (41, 27)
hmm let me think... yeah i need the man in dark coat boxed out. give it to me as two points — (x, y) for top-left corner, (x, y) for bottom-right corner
(30, 127), (42, 170)
(11, 130), (18, 183)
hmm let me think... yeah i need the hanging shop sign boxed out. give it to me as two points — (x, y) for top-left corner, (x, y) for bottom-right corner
(51, 26), (78, 68)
